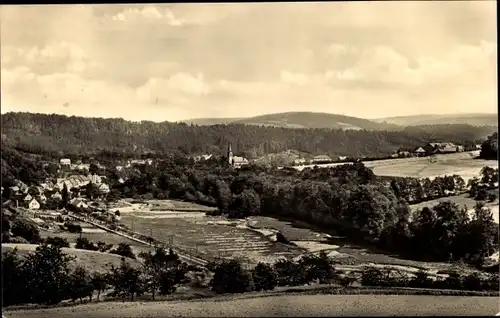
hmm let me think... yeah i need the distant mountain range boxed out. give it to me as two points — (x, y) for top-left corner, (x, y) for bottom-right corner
(182, 112), (497, 130)
(374, 113), (498, 127)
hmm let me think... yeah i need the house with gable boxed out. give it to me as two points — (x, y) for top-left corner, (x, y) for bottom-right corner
(27, 198), (40, 210)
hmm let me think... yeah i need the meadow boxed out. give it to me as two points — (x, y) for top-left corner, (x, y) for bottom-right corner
(294, 151), (498, 183)
(6, 294), (498, 317)
(1, 243), (142, 273)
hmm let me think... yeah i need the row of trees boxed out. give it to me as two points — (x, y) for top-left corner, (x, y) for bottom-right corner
(4, 243), (498, 307)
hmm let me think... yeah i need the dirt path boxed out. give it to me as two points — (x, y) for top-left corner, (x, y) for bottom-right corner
(6, 295), (498, 317)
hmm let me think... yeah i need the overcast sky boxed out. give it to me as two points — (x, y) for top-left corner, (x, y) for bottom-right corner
(1, 2), (497, 122)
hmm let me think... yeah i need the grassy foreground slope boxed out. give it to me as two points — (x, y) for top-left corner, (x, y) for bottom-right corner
(1, 244), (141, 273)
(6, 294), (498, 317)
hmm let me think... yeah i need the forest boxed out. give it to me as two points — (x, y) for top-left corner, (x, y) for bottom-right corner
(1, 112), (496, 158)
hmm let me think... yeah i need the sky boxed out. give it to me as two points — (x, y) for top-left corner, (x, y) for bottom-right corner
(0, 2), (497, 122)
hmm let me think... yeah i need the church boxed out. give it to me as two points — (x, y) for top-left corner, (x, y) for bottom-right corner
(227, 143), (249, 168)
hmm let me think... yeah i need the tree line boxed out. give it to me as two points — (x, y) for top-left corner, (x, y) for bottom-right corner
(1, 112), (496, 159)
(94, 158), (498, 266)
(3, 242), (498, 307)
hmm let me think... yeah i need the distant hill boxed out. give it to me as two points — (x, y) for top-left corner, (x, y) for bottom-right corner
(182, 117), (244, 126)
(374, 113), (498, 127)
(184, 112), (401, 131)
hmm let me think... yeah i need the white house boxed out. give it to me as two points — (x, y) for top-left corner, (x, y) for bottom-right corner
(69, 198), (88, 209)
(28, 198), (40, 210)
(60, 158), (71, 166)
(51, 192), (62, 201)
(98, 183), (110, 194)
(23, 194), (33, 202)
(88, 174), (102, 184)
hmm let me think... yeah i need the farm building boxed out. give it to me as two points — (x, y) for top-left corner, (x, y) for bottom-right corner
(414, 147), (426, 157)
(311, 155), (332, 164)
(294, 158), (307, 165)
(27, 198), (40, 210)
(423, 142), (463, 154)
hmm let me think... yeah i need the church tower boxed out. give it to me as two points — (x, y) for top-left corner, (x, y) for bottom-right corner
(227, 143), (233, 165)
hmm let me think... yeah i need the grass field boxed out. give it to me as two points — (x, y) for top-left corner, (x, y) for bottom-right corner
(294, 151), (498, 182)
(38, 228), (154, 256)
(1, 243), (141, 273)
(5, 294), (498, 317)
(409, 193), (499, 224)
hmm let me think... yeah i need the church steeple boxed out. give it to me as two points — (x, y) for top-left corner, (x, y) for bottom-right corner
(227, 143), (233, 165)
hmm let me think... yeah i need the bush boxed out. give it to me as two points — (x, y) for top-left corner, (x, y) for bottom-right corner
(487, 192), (497, 202)
(11, 219), (41, 243)
(75, 237), (98, 251)
(110, 243), (136, 259)
(273, 259), (307, 286)
(360, 267), (384, 287)
(65, 222), (82, 233)
(339, 272), (358, 288)
(44, 236), (70, 248)
(8, 236), (29, 244)
(210, 260), (253, 294)
(251, 263), (278, 291)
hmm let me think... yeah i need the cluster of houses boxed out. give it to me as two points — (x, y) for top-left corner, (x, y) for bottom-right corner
(5, 173), (110, 211)
(392, 142), (470, 158)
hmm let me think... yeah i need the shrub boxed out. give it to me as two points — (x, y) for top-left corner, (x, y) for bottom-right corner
(8, 236), (29, 244)
(408, 270), (434, 288)
(251, 262), (278, 291)
(110, 243), (136, 259)
(360, 267), (384, 287)
(11, 219), (41, 243)
(210, 260), (253, 294)
(487, 192), (497, 202)
(273, 259), (307, 286)
(75, 237), (98, 251)
(65, 222), (82, 233)
(44, 236), (70, 248)
(339, 272), (358, 287)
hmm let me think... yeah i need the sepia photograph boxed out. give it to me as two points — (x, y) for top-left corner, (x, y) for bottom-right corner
(1, 1), (498, 317)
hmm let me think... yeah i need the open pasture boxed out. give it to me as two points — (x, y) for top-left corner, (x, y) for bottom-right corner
(1, 243), (141, 273)
(119, 208), (303, 264)
(409, 193), (499, 224)
(294, 151), (498, 182)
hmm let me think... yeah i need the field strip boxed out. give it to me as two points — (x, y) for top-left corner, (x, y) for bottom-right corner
(67, 213), (209, 267)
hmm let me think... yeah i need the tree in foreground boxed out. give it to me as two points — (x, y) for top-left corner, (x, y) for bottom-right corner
(21, 243), (75, 305)
(139, 248), (189, 300)
(251, 262), (278, 291)
(107, 257), (144, 301)
(210, 259), (253, 294)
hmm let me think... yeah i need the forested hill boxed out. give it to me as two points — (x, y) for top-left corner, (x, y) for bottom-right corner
(183, 112), (400, 130)
(1, 112), (497, 158)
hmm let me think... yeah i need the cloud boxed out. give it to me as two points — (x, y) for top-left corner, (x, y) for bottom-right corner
(108, 6), (184, 26)
(2, 42), (90, 74)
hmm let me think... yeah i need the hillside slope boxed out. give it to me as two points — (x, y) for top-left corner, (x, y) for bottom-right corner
(182, 117), (244, 126)
(185, 112), (402, 130)
(375, 113), (498, 127)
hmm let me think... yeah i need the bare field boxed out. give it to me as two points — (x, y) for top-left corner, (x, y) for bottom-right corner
(118, 203), (303, 264)
(5, 294), (498, 317)
(1, 243), (141, 273)
(294, 152), (498, 182)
